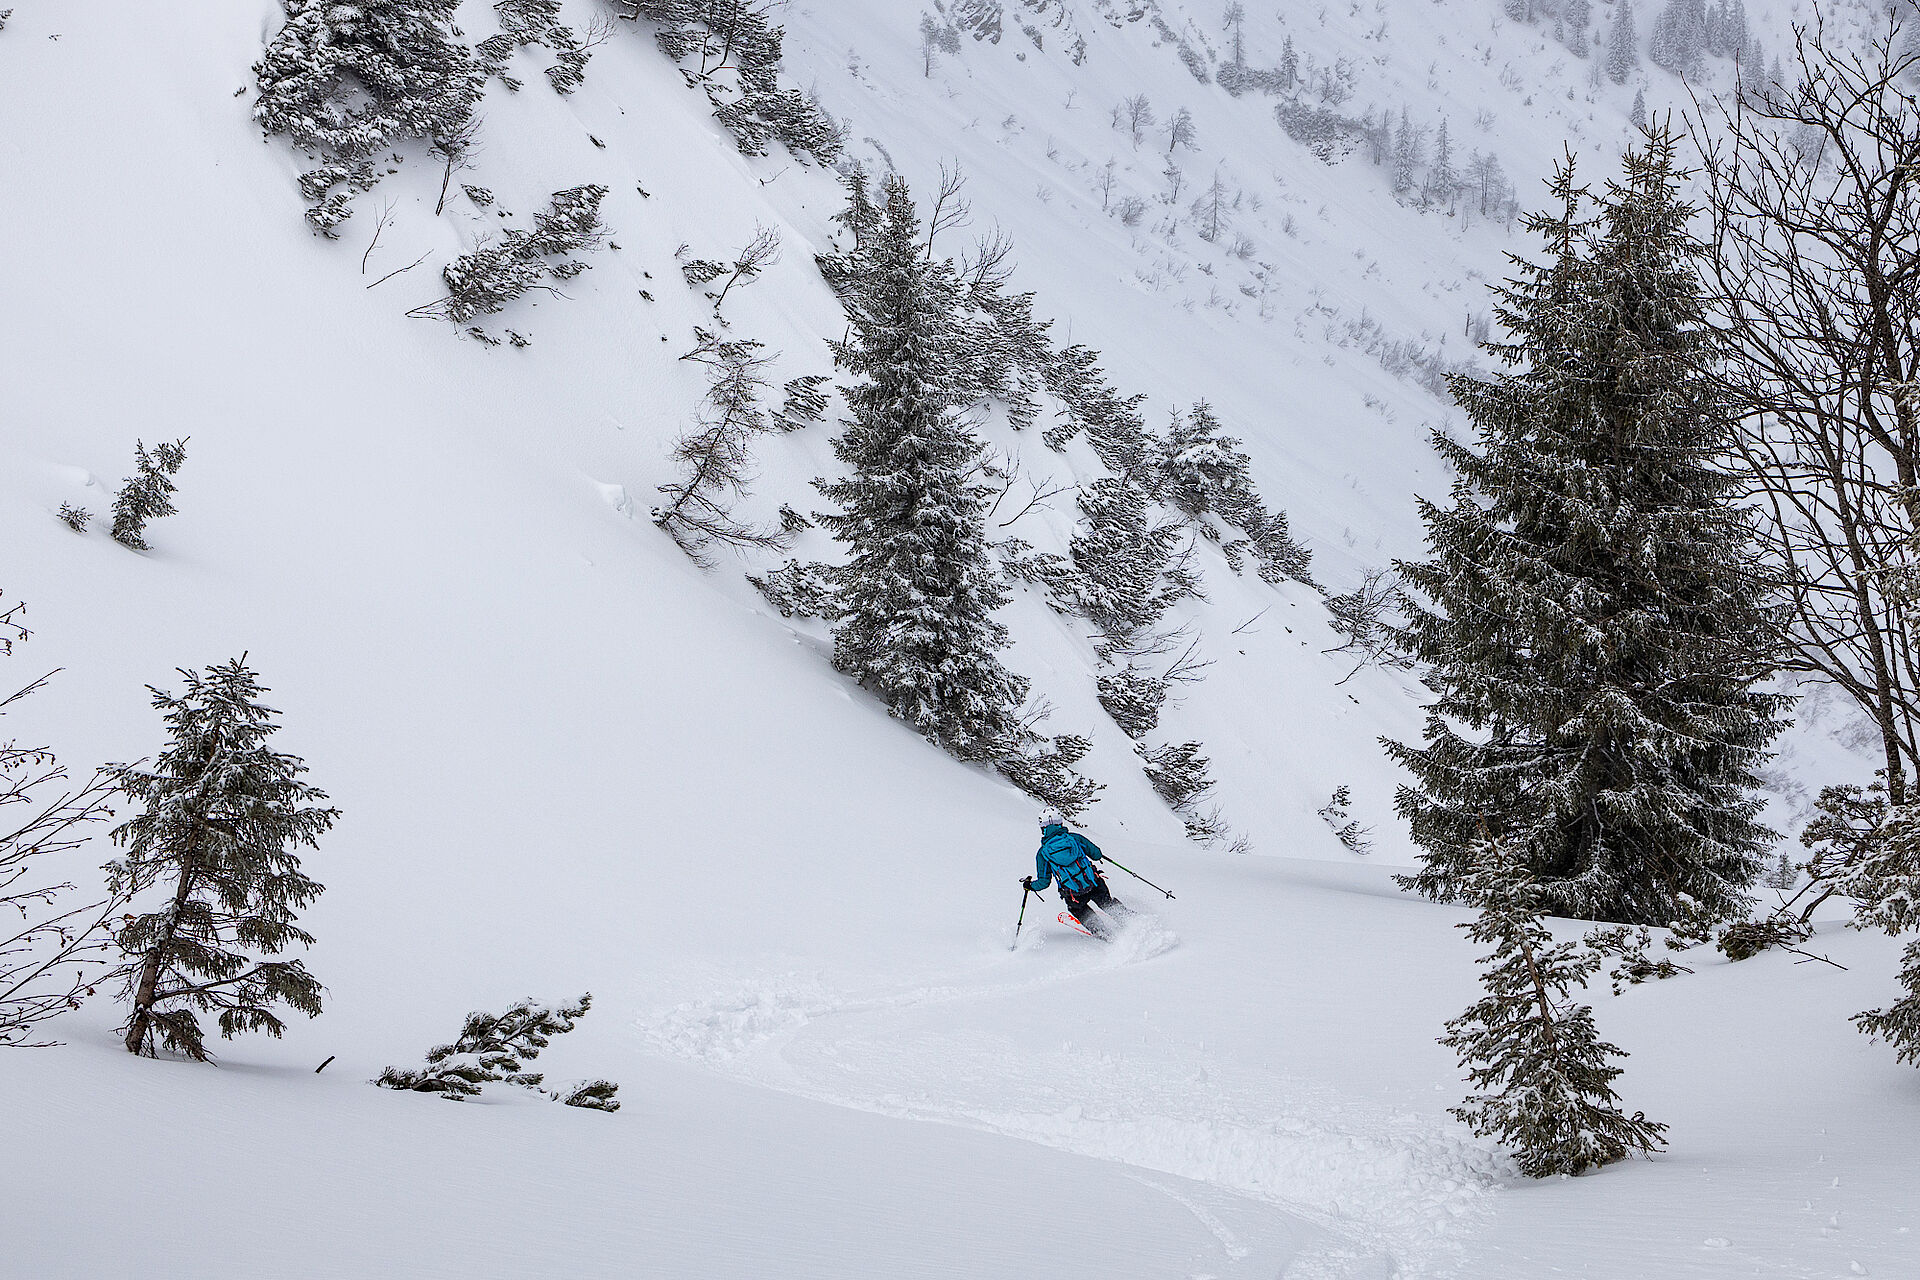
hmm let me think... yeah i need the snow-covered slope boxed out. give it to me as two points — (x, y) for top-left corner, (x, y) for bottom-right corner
(3, 1), (1917, 1277)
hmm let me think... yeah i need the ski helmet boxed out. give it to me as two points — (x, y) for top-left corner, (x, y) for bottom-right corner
(1037, 806), (1065, 829)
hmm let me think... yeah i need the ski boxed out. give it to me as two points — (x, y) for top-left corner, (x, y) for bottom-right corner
(1057, 910), (1098, 939)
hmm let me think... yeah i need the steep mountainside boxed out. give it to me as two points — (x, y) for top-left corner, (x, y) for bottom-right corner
(2, 2), (1915, 1277)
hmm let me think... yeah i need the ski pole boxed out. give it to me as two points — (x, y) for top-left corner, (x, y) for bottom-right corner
(1011, 883), (1032, 950)
(1103, 857), (1175, 900)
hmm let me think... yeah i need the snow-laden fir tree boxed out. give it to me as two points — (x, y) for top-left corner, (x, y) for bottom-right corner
(1160, 403), (1312, 586)
(612, 0), (839, 162)
(377, 993), (619, 1109)
(1852, 823), (1920, 1061)
(1096, 665), (1167, 740)
(1427, 118), (1458, 211)
(108, 660), (336, 1059)
(253, 0), (482, 234)
(1650, 0), (1708, 75)
(1070, 473), (1188, 645)
(1142, 740), (1219, 835)
(109, 438), (187, 551)
(1387, 136), (1787, 926)
(413, 184), (608, 325)
(483, 0), (597, 95)
(1607, 0), (1640, 84)
(1441, 835), (1668, 1176)
(815, 175), (1031, 766)
(1562, 0), (1593, 53)
(1801, 782), (1920, 1066)
(1391, 108), (1422, 198)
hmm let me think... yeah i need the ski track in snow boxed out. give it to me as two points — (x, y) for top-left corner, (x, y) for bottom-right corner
(635, 917), (1502, 1278)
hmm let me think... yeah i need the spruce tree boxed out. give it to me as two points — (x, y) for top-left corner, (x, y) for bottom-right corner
(109, 438), (187, 551)
(1441, 837), (1668, 1177)
(1387, 136), (1786, 926)
(815, 176), (1030, 764)
(107, 660), (336, 1060)
(1070, 474), (1185, 642)
(1160, 403), (1312, 586)
(1835, 803), (1920, 1066)
(1650, 0), (1707, 74)
(253, 0), (482, 234)
(1607, 0), (1640, 84)
(1562, 0), (1593, 52)
(1427, 118), (1458, 211)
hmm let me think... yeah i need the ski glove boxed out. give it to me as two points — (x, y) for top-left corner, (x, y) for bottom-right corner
(1021, 876), (1034, 890)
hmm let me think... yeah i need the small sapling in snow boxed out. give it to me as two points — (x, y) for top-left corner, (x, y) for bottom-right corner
(109, 438), (187, 551)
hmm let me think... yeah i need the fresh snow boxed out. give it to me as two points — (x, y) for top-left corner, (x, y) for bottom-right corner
(2, 1), (1917, 1277)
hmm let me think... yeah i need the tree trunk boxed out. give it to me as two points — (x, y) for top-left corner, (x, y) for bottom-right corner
(123, 848), (196, 1055)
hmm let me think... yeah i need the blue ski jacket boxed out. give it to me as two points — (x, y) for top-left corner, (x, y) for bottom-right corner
(1031, 824), (1103, 895)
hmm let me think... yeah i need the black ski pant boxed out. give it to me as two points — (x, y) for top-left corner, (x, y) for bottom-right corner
(1062, 878), (1124, 932)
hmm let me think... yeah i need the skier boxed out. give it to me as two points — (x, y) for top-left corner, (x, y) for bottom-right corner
(1024, 809), (1127, 939)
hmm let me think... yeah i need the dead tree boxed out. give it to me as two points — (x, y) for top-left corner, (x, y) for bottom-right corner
(711, 224), (781, 312)
(1691, 12), (1920, 800)
(0, 598), (123, 1049)
(654, 344), (786, 563)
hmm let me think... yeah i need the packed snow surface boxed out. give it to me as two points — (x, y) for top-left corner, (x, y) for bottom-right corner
(2, 1), (1917, 1277)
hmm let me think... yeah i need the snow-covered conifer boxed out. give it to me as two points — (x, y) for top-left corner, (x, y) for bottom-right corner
(1562, 0), (1593, 53)
(1651, 0), (1707, 74)
(1043, 343), (1153, 472)
(1856, 941), (1920, 1065)
(1738, 36), (1769, 99)
(253, 0), (482, 234)
(109, 438), (187, 552)
(1142, 739), (1222, 840)
(557, 1078), (622, 1111)
(1388, 137), (1786, 926)
(1631, 88), (1649, 131)
(1814, 798), (1920, 1066)
(1441, 838), (1668, 1176)
(414, 184), (607, 325)
(1000, 733), (1102, 820)
(376, 994), (617, 1107)
(613, 1), (838, 162)
(1427, 118), (1458, 210)
(491, 0), (599, 95)
(776, 374), (831, 431)
(1391, 107), (1422, 197)
(1096, 666), (1167, 740)
(815, 176), (1031, 765)
(1607, 0), (1640, 84)
(108, 660), (336, 1060)
(1070, 474), (1186, 642)
(1160, 403), (1312, 586)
